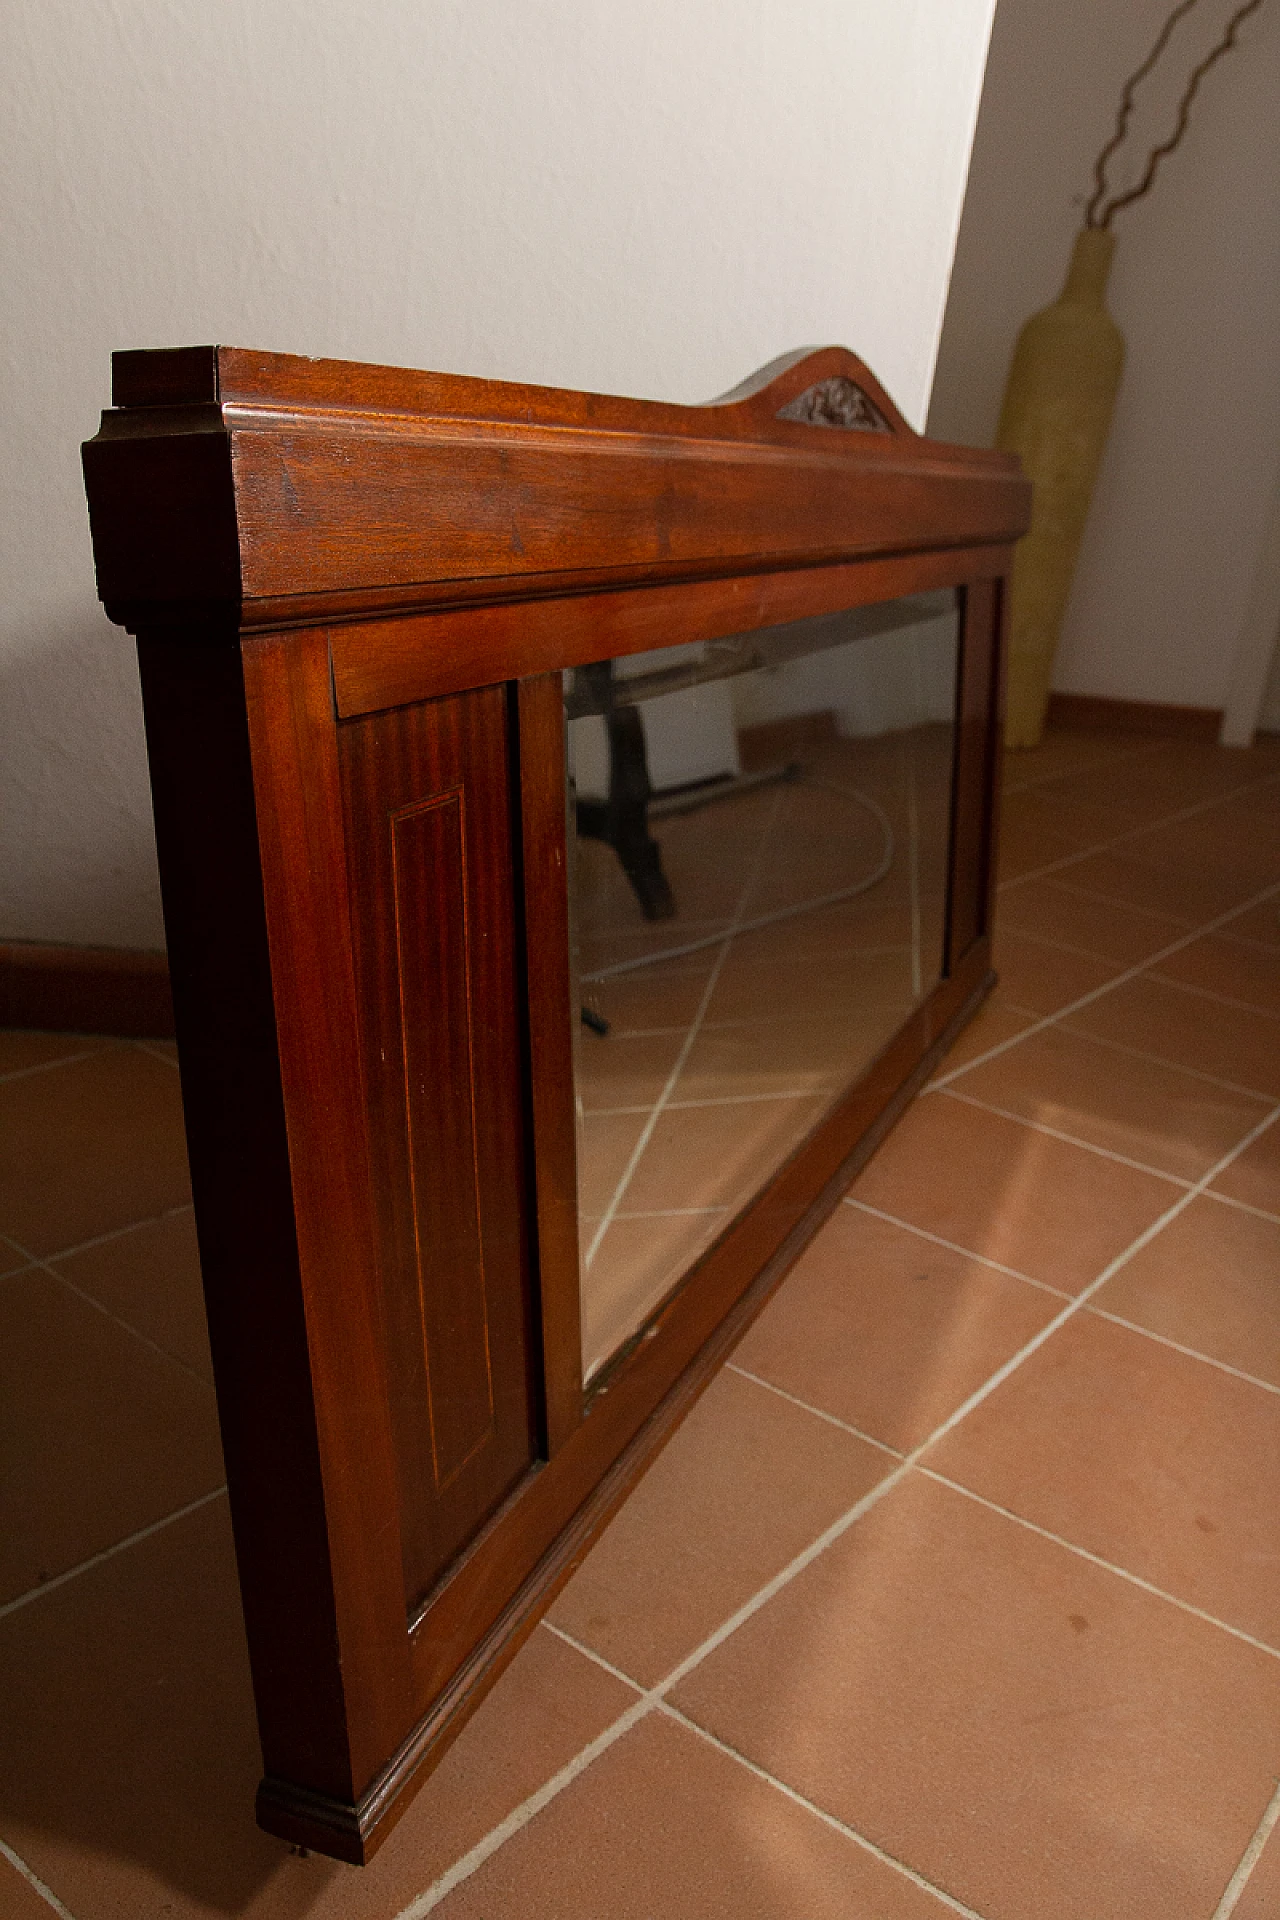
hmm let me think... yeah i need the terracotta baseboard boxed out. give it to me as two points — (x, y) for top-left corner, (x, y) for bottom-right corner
(0, 942), (175, 1038)
(1046, 691), (1223, 742)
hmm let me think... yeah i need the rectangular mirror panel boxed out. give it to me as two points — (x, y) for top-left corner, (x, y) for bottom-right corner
(568, 591), (960, 1378)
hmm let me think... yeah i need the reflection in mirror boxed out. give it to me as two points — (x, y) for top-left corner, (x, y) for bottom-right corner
(567, 590), (960, 1378)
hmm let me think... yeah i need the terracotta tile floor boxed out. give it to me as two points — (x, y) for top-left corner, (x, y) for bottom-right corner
(3, 724), (1280, 1918)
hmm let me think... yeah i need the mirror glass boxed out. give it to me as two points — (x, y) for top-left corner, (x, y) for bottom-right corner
(567, 589), (961, 1379)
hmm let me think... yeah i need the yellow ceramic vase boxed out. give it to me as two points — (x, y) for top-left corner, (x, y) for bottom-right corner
(997, 227), (1125, 748)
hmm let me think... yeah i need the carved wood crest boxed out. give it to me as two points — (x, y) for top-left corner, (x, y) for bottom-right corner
(778, 375), (891, 433)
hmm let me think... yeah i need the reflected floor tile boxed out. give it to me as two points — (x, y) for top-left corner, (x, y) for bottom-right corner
(929, 1309), (1280, 1647)
(733, 1205), (1061, 1453)
(582, 958), (714, 1034)
(672, 1472), (1280, 1920)
(577, 1110), (649, 1216)
(0, 1269), (224, 1604)
(951, 1024), (1270, 1182)
(582, 1210), (726, 1377)
(705, 941), (919, 1025)
(620, 1096), (826, 1216)
(576, 1028), (686, 1111)
(0, 1045), (190, 1257)
(678, 1011), (907, 1104)
(850, 1091), (1180, 1294)
(436, 1711), (959, 1919)
(551, 1367), (892, 1684)
(0, 1499), (635, 1920)
(1095, 1195), (1280, 1388)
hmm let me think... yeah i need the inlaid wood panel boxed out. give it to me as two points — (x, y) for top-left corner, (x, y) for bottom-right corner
(339, 687), (539, 1615)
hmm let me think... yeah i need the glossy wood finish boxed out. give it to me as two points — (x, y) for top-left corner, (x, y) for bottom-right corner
(339, 689), (539, 1614)
(82, 345), (1028, 1862)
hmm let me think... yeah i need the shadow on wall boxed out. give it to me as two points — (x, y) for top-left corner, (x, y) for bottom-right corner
(0, 614), (166, 951)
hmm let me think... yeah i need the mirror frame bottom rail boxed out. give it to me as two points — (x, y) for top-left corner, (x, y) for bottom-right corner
(82, 342), (1028, 1863)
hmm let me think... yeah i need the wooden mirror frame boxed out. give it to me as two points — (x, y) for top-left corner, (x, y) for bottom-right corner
(82, 345), (1029, 1863)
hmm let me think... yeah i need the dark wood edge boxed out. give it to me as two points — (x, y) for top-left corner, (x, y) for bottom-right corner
(255, 959), (997, 1862)
(332, 546), (1012, 720)
(1044, 690), (1223, 742)
(0, 940), (174, 1037)
(512, 678), (585, 1454)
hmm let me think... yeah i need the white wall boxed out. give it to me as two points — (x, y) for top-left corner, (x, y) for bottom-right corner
(1, 0), (996, 950)
(928, 0), (1280, 720)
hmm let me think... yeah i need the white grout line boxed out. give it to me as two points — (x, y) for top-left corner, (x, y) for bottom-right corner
(2, 1228), (212, 1391)
(724, 1364), (906, 1457)
(584, 1088), (820, 1117)
(0, 1045), (109, 1086)
(402, 1104), (1280, 1916)
(999, 738), (1162, 796)
(1205, 1189), (1280, 1232)
(8, 1203), (196, 1269)
(1028, 1019), (1279, 1105)
(1216, 926), (1280, 959)
(1085, 1307), (1280, 1400)
(848, 1191), (1280, 1404)
(133, 1039), (180, 1069)
(1146, 969), (1280, 1025)
(935, 1086), (1194, 1189)
(0, 1486), (228, 1623)
(995, 764), (1280, 893)
(919, 1471), (1280, 1663)
(932, 880), (1280, 1090)
(396, 1692), (659, 1917)
(843, 1199), (1073, 1300)
(993, 922), (1138, 968)
(541, 1620), (646, 1693)
(657, 1701), (992, 1920)
(583, 788), (788, 1271)
(613, 1206), (731, 1221)
(1212, 1778), (1280, 1918)
(0, 1838), (78, 1920)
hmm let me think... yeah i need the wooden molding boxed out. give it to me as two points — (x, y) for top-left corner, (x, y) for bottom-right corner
(83, 343), (1028, 633)
(1046, 691), (1222, 742)
(0, 942), (174, 1037)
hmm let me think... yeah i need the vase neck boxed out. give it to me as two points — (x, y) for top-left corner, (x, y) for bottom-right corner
(1060, 227), (1116, 306)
